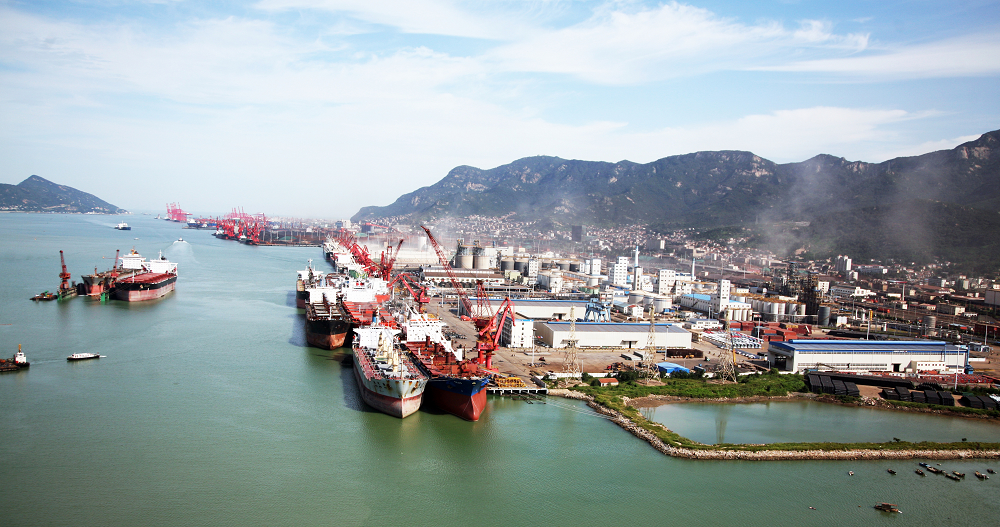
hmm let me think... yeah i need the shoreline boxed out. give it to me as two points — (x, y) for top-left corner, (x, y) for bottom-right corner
(548, 389), (1000, 461)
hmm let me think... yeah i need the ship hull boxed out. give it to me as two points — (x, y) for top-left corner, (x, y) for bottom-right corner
(352, 357), (426, 418)
(425, 377), (490, 421)
(305, 319), (351, 350)
(113, 274), (177, 302)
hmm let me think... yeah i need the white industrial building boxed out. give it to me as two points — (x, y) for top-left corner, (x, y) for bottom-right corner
(478, 298), (590, 320)
(501, 317), (534, 348)
(535, 321), (692, 349)
(767, 340), (968, 374)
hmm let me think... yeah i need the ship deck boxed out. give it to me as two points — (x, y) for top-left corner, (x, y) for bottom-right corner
(342, 301), (395, 327)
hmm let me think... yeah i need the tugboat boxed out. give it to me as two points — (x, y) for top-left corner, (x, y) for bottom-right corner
(874, 503), (901, 513)
(31, 291), (57, 301)
(0, 345), (30, 372)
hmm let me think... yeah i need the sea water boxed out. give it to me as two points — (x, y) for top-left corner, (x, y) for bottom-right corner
(1, 213), (998, 526)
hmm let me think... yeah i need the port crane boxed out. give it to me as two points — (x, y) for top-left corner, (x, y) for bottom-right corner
(421, 225), (513, 370)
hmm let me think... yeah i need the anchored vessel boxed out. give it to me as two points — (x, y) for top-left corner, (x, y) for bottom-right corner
(113, 250), (178, 302)
(304, 290), (351, 349)
(403, 313), (491, 421)
(352, 325), (427, 418)
(0, 345), (30, 372)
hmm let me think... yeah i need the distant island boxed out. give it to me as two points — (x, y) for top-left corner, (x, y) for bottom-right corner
(0, 175), (125, 214)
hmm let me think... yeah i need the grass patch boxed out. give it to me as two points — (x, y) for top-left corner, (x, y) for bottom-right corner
(573, 372), (806, 400)
(886, 400), (1000, 418)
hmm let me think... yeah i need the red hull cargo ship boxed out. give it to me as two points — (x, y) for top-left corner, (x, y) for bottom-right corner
(113, 250), (178, 302)
(403, 313), (491, 421)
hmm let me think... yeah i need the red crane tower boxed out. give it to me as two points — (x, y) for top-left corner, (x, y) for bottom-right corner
(421, 225), (507, 370)
(57, 250), (76, 299)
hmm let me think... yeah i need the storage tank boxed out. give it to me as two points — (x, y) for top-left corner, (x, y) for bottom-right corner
(514, 259), (528, 273)
(473, 253), (490, 269)
(569, 262), (581, 273)
(797, 304), (806, 317)
(628, 291), (643, 304)
(557, 261), (570, 271)
(458, 254), (474, 269)
(817, 305), (832, 326)
(587, 276), (601, 288)
(500, 258), (514, 272)
(653, 295), (671, 312)
(923, 315), (937, 329)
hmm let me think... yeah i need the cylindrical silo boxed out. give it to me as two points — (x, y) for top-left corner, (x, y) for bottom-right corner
(569, 262), (581, 273)
(628, 291), (643, 304)
(514, 258), (528, 273)
(817, 305), (831, 326)
(500, 258), (514, 272)
(558, 261), (570, 271)
(458, 254), (473, 269)
(923, 315), (937, 329)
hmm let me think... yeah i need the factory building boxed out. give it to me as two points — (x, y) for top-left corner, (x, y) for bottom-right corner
(657, 269), (676, 295)
(767, 340), (968, 374)
(420, 267), (504, 286)
(501, 317), (534, 348)
(535, 321), (692, 349)
(478, 298), (590, 320)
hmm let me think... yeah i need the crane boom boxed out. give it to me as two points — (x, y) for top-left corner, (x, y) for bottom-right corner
(421, 226), (473, 316)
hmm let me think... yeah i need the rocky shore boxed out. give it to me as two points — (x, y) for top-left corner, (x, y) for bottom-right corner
(547, 389), (1000, 461)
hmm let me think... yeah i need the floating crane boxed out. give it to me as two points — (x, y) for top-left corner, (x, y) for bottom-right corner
(57, 250), (77, 300)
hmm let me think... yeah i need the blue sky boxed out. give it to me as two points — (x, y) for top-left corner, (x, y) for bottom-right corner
(2, 0), (999, 218)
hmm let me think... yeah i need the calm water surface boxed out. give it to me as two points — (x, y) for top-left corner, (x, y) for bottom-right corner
(641, 401), (1000, 445)
(1, 213), (998, 526)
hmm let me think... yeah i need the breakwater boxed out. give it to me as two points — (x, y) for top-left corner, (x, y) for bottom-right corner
(549, 389), (1000, 461)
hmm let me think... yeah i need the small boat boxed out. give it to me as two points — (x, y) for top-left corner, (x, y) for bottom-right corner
(31, 291), (57, 301)
(988, 469), (996, 474)
(177, 237), (184, 242)
(918, 462), (930, 467)
(887, 469), (896, 475)
(945, 473), (961, 481)
(67, 353), (100, 361)
(975, 471), (986, 479)
(874, 503), (901, 513)
(849, 471), (854, 476)
(115, 222), (131, 231)
(953, 471), (965, 478)
(927, 466), (943, 474)
(915, 469), (925, 476)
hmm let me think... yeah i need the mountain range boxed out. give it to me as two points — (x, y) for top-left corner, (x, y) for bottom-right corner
(354, 130), (1000, 271)
(0, 175), (125, 214)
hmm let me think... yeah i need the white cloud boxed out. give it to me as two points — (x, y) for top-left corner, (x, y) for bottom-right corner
(254, 0), (529, 39)
(758, 33), (1000, 78)
(486, 2), (870, 83)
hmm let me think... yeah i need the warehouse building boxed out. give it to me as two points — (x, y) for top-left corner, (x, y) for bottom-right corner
(475, 298), (590, 320)
(767, 340), (968, 374)
(535, 321), (692, 349)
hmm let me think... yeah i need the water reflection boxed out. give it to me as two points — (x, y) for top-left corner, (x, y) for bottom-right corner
(715, 404), (731, 444)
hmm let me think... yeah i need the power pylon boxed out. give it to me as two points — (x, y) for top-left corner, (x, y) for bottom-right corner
(645, 306), (660, 378)
(716, 308), (739, 383)
(563, 306), (580, 376)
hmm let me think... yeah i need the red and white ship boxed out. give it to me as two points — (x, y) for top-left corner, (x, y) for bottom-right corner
(112, 250), (178, 302)
(352, 324), (428, 418)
